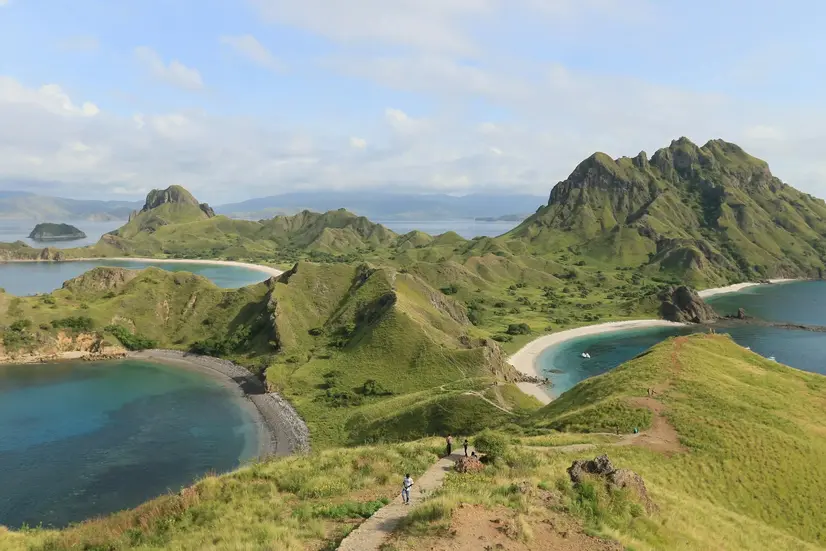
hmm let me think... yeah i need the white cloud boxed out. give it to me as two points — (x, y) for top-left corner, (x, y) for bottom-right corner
(349, 137), (367, 149)
(4, 67), (826, 203)
(249, 0), (493, 54)
(0, 77), (99, 117)
(220, 34), (285, 71)
(0, 0), (10, 6)
(134, 47), (204, 91)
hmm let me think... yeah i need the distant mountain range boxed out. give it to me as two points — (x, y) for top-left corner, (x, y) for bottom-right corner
(0, 192), (141, 221)
(214, 191), (543, 221)
(0, 190), (543, 222)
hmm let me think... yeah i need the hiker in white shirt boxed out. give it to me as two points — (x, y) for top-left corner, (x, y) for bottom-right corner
(402, 474), (414, 505)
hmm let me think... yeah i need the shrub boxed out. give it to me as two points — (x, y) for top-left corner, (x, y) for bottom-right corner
(51, 316), (95, 332)
(105, 324), (158, 351)
(362, 379), (392, 396)
(474, 429), (509, 462)
(506, 323), (531, 335)
(440, 284), (459, 296)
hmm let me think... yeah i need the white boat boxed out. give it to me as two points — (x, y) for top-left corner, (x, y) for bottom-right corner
(580, 352), (591, 359)
(744, 346), (751, 351)
(768, 356), (776, 362)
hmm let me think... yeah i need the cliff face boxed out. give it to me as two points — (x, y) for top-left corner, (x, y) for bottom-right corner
(0, 331), (127, 364)
(659, 285), (718, 323)
(142, 185), (216, 218)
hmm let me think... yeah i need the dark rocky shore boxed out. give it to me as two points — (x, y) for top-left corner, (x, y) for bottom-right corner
(130, 349), (310, 458)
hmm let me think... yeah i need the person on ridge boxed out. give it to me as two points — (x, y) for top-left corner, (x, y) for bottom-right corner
(402, 473), (414, 505)
(463, 438), (469, 456)
(446, 434), (453, 456)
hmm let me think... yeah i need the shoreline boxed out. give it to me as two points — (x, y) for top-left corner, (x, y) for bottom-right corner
(509, 320), (687, 405)
(0, 348), (310, 459)
(697, 278), (798, 299)
(0, 257), (284, 278)
(131, 350), (310, 459)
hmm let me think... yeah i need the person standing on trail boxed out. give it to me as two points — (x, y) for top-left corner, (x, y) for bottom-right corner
(446, 434), (453, 456)
(463, 438), (469, 456)
(402, 473), (414, 505)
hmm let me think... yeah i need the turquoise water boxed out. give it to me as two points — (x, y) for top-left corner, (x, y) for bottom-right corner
(0, 360), (259, 528)
(537, 281), (826, 397)
(0, 260), (269, 296)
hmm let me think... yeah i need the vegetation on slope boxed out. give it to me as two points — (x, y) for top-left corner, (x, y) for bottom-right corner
(5, 334), (826, 550)
(384, 334), (826, 550)
(508, 138), (826, 285)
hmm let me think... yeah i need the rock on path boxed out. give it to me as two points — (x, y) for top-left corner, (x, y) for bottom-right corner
(337, 449), (469, 551)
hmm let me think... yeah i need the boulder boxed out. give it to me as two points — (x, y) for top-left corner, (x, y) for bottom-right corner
(567, 454), (616, 484)
(454, 456), (484, 474)
(568, 455), (657, 513)
(737, 308), (747, 320)
(659, 285), (718, 323)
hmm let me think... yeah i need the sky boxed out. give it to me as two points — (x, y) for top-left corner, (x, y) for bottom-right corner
(1, 0), (826, 204)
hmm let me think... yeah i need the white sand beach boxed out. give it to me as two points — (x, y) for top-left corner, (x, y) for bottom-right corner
(3, 257), (284, 278)
(697, 279), (797, 299)
(509, 320), (687, 405)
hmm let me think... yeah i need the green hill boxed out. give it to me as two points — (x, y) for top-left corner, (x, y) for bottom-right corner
(522, 333), (826, 549)
(1, 263), (532, 447)
(508, 138), (826, 285)
(6, 334), (826, 550)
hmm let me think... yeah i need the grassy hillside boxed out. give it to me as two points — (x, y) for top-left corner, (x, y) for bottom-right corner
(5, 334), (826, 550)
(523, 333), (826, 548)
(0, 264), (539, 447)
(508, 138), (826, 286)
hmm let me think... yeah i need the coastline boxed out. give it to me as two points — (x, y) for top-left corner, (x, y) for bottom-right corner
(509, 320), (687, 405)
(0, 348), (310, 459)
(131, 350), (309, 459)
(0, 257), (284, 278)
(697, 278), (797, 299)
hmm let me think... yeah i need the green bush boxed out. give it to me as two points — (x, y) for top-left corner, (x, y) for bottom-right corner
(104, 324), (158, 351)
(474, 429), (509, 462)
(440, 284), (459, 295)
(51, 316), (95, 332)
(362, 379), (392, 396)
(506, 323), (531, 335)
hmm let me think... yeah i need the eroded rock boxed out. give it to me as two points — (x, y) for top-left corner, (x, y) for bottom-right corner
(568, 455), (657, 513)
(659, 285), (718, 323)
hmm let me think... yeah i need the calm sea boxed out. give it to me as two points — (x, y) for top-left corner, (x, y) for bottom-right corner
(0, 359), (259, 528)
(537, 281), (826, 397)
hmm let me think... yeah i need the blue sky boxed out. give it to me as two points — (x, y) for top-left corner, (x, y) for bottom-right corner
(1, 0), (825, 203)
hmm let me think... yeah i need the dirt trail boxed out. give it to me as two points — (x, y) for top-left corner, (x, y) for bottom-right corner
(337, 448), (470, 551)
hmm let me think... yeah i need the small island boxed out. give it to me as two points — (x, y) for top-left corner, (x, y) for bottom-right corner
(28, 223), (87, 242)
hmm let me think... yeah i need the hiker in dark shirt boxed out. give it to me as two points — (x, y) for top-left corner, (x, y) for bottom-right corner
(446, 434), (453, 456)
(463, 438), (469, 456)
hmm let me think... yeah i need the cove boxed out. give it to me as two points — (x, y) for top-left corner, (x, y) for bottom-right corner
(0, 259), (270, 296)
(537, 281), (826, 397)
(0, 359), (260, 528)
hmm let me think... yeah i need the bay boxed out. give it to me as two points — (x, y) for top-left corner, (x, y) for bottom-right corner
(0, 260), (269, 296)
(0, 359), (259, 528)
(538, 282), (826, 397)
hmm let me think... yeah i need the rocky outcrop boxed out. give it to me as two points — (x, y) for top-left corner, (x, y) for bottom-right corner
(62, 267), (139, 295)
(659, 285), (718, 323)
(568, 454), (657, 513)
(141, 185), (215, 218)
(454, 456), (484, 473)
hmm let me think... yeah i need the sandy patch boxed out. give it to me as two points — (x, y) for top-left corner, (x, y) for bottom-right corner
(508, 320), (686, 405)
(697, 279), (797, 299)
(0, 257), (284, 278)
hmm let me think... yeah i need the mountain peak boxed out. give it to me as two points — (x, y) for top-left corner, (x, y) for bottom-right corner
(142, 185), (215, 218)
